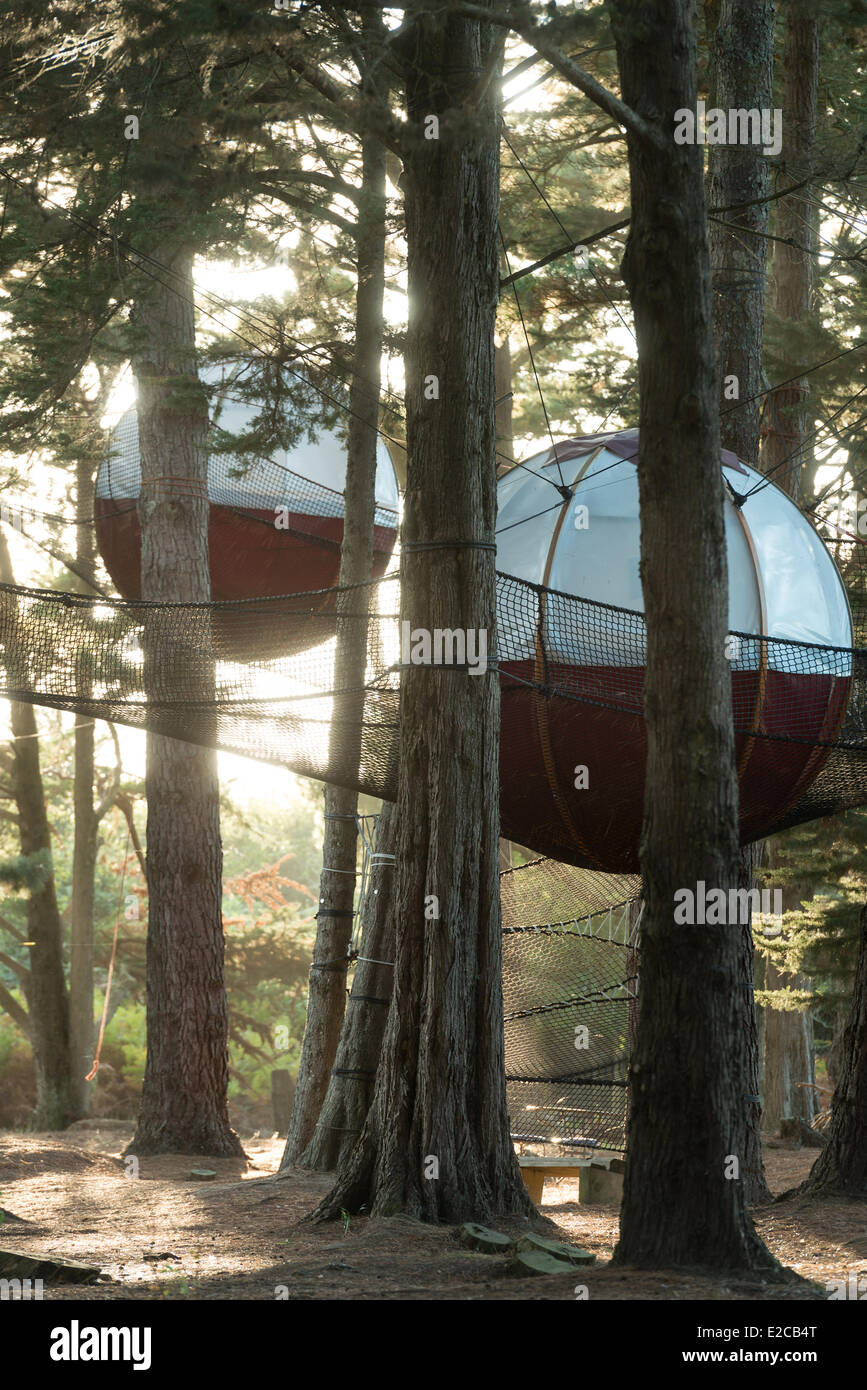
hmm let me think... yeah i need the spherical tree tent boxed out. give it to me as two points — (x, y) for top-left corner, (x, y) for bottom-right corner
(95, 369), (399, 659)
(496, 429), (853, 872)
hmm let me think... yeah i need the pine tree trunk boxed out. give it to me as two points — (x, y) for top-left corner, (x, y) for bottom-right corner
(801, 905), (867, 1196)
(315, 5), (531, 1223)
(705, 0), (776, 1205)
(69, 453), (98, 1117)
(759, 6), (820, 1138)
(738, 845), (773, 1203)
(282, 22), (388, 1166)
(495, 333), (514, 473)
(608, 0), (777, 1271)
(760, 851), (817, 1135)
(762, 958), (817, 1133)
(761, 3), (818, 499)
(128, 243), (241, 1157)
(299, 803), (397, 1171)
(0, 533), (72, 1129)
(706, 0), (774, 464)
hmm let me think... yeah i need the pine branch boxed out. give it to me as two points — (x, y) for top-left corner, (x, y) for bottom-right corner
(94, 722), (123, 824)
(113, 790), (146, 878)
(0, 981), (29, 1036)
(0, 950), (29, 985)
(268, 42), (406, 156)
(445, 3), (662, 148)
(0, 913), (25, 943)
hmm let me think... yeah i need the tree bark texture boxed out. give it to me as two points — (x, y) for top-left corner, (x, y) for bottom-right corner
(762, 959), (817, 1133)
(608, 0), (777, 1271)
(129, 242), (241, 1157)
(315, 3), (532, 1223)
(760, 3), (818, 500)
(706, 0), (774, 465)
(283, 17), (389, 1166)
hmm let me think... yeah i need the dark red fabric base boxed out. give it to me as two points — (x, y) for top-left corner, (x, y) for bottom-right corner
(95, 501), (396, 660)
(499, 661), (850, 872)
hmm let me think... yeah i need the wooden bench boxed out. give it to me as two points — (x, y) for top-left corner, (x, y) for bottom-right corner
(518, 1154), (624, 1206)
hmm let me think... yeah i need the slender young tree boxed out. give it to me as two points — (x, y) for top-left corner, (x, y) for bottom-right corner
(760, 1), (822, 1140)
(0, 533), (72, 1128)
(299, 803), (397, 1171)
(282, 8), (390, 1165)
(705, 0), (776, 1207)
(68, 384), (114, 1117)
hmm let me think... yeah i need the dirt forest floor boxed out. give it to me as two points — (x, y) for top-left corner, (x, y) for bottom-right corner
(1, 1125), (864, 1301)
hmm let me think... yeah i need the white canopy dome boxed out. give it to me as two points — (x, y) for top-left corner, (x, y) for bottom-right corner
(99, 364), (399, 517)
(496, 435), (852, 675)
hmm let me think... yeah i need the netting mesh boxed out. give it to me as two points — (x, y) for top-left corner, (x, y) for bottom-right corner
(2, 517), (867, 1149)
(100, 409), (400, 538)
(1, 538), (866, 869)
(501, 857), (639, 1151)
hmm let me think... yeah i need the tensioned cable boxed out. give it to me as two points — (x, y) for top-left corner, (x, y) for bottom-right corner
(7, 157), (860, 513)
(498, 226), (567, 496)
(719, 340), (867, 422)
(0, 166), (410, 429)
(499, 168), (857, 292)
(1, 169), (565, 499)
(501, 122), (636, 347)
(496, 399), (867, 535)
(739, 383), (867, 504)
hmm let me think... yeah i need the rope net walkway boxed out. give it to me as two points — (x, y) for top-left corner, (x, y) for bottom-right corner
(501, 856), (639, 1151)
(1, 530), (865, 1148)
(0, 532), (865, 870)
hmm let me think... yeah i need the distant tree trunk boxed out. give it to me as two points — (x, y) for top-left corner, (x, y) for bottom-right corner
(801, 905), (867, 1196)
(299, 803), (397, 1171)
(759, 6), (820, 1138)
(282, 15), (388, 1166)
(494, 332), (515, 912)
(608, 0), (777, 1270)
(737, 844), (773, 1201)
(761, 3), (818, 500)
(0, 532), (72, 1129)
(128, 242), (241, 1157)
(705, 0), (776, 1206)
(762, 962), (817, 1133)
(625, 896), (641, 1130)
(69, 452), (99, 1118)
(706, 0), (774, 464)
(495, 332), (514, 473)
(316, 5), (531, 1223)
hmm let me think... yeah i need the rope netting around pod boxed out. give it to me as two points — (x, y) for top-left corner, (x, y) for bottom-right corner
(95, 367), (400, 660)
(3, 425), (867, 1148)
(1, 429), (866, 871)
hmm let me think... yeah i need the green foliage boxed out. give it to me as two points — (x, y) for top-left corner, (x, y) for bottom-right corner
(0, 849), (52, 894)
